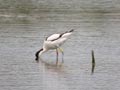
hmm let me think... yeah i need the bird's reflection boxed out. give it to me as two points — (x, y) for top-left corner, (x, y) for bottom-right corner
(38, 57), (66, 74)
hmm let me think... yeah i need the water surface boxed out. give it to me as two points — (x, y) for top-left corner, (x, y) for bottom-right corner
(0, 0), (120, 90)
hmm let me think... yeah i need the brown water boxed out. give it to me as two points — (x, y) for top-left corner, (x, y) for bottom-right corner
(0, 0), (120, 90)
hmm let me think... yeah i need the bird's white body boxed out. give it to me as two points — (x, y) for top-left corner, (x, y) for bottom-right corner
(35, 29), (74, 64)
(43, 38), (66, 50)
(42, 32), (72, 53)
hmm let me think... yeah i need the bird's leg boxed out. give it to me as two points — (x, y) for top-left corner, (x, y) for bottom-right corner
(56, 49), (59, 65)
(58, 47), (64, 63)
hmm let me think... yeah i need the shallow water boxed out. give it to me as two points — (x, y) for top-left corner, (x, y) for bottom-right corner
(0, 0), (120, 90)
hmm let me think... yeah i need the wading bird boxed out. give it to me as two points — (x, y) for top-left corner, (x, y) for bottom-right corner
(35, 29), (74, 65)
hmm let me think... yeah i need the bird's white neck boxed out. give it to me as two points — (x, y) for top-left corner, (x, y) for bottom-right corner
(39, 48), (47, 56)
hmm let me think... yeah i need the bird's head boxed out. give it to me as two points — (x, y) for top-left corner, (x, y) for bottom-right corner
(35, 48), (43, 62)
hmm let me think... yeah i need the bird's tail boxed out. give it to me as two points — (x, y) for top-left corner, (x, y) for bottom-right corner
(64, 29), (74, 34)
(61, 29), (74, 38)
(69, 29), (74, 32)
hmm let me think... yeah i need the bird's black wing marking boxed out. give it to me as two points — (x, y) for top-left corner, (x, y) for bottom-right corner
(51, 34), (62, 41)
(46, 33), (64, 41)
(52, 31), (69, 41)
(45, 34), (61, 41)
(59, 32), (65, 38)
(45, 29), (74, 41)
(59, 29), (74, 38)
